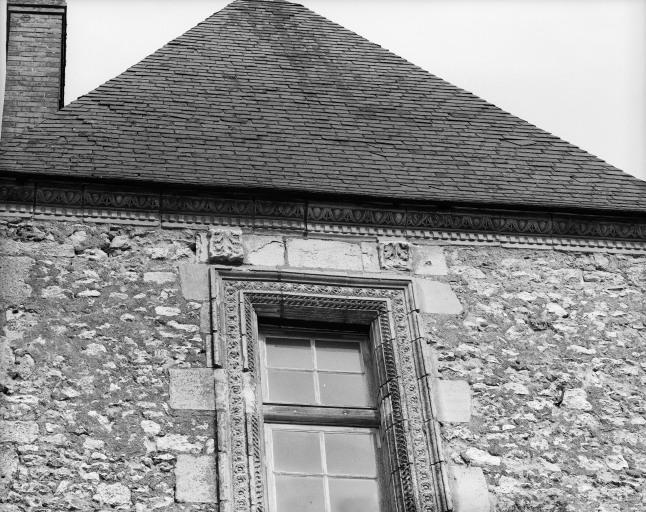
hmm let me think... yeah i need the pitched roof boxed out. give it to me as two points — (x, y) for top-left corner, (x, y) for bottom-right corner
(1, 0), (645, 214)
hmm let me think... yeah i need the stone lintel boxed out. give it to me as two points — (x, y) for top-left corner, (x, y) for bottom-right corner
(169, 368), (215, 410)
(243, 234), (286, 267)
(286, 238), (364, 270)
(179, 263), (210, 301)
(433, 379), (472, 423)
(414, 279), (463, 315)
(175, 454), (217, 503)
(448, 465), (491, 512)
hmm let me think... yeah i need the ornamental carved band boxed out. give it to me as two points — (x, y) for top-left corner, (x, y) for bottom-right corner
(212, 272), (451, 512)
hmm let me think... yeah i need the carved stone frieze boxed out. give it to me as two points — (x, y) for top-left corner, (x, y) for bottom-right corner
(1, 179), (646, 251)
(379, 240), (412, 270)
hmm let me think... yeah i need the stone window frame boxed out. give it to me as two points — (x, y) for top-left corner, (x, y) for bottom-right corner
(210, 268), (451, 512)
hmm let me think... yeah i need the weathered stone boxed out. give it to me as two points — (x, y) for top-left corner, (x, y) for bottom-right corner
(379, 240), (411, 270)
(0, 239), (74, 257)
(178, 263), (210, 300)
(414, 279), (463, 314)
(562, 388), (592, 411)
(156, 434), (200, 453)
(83, 438), (105, 451)
(244, 234), (285, 266)
(448, 465), (491, 512)
(77, 289), (101, 297)
(434, 379), (471, 423)
(0, 447), (18, 482)
(412, 244), (448, 276)
(169, 368), (215, 410)
(175, 454), (217, 503)
(84, 343), (107, 356)
(0, 421), (38, 443)
(143, 271), (176, 284)
(502, 382), (530, 396)
(207, 228), (243, 264)
(461, 447), (501, 467)
(94, 482), (131, 505)
(109, 235), (131, 250)
(360, 241), (380, 272)
(200, 302), (211, 333)
(141, 420), (162, 436)
(195, 232), (209, 263)
(0, 256), (33, 303)
(287, 238), (363, 270)
(155, 306), (180, 316)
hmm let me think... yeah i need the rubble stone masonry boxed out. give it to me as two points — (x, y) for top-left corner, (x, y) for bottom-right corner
(0, 218), (644, 511)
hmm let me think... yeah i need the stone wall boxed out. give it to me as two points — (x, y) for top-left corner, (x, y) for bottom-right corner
(1, 218), (644, 511)
(435, 247), (646, 512)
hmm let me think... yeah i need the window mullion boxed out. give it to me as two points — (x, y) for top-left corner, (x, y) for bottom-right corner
(319, 431), (331, 512)
(311, 337), (321, 404)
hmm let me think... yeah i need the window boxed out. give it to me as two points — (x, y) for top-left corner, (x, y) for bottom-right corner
(212, 272), (451, 512)
(260, 328), (384, 512)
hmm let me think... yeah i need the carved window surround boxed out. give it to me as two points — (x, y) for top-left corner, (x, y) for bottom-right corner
(210, 269), (451, 512)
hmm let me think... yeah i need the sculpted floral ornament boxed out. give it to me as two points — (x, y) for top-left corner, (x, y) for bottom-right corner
(196, 228), (244, 264)
(380, 240), (412, 270)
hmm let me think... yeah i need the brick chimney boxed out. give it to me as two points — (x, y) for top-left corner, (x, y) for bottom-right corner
(1, 0), (67, 139)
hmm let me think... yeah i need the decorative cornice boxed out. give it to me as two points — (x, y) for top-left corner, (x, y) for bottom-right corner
(1, 178), (646, 252)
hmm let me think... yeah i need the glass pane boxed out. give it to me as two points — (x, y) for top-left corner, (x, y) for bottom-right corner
(319, 373), (371, 407)
(315, 341), (363, 372)
(267, 338), (313, 369)
(329, 478), (379, 512)
(267, 369), (316, 404)
(325, 432), (377, 477)
(273, 430), (322, 473)
(276, 475), (326, 512)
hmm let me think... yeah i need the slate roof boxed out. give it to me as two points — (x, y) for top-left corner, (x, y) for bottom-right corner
(1, 0), (645, 214)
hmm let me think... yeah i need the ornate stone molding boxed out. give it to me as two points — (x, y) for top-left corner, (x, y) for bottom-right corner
(1, 178), (645, 252)
(210, 271), (452, 512)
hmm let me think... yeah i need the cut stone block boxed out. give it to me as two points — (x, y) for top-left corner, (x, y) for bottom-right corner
(412, 245), (448, 276)
(0, 256), (33, 304)
(414, 279), (463, 314)
(0, 421), (38, 443)
(179, 263), (210, 300)
(286, 238), (363, 270)
(360, 242), (380, 272)
(175, 454), (217, 503)
(244, 234), (285, 266)
(143, 271), (176, 285)
(169, 368), (215, 410)
(448, 465), (491, 512)
(200, 303), (211, 334)
(433, 379), (472, 423)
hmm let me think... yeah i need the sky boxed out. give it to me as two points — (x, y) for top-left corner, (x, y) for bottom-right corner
(2, 0), (645, 181)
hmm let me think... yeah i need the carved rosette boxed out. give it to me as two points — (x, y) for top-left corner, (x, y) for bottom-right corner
(196, 228), (244, 264)
(379, 241), (412, 270)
